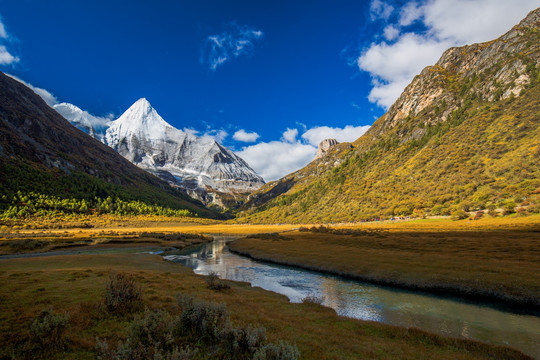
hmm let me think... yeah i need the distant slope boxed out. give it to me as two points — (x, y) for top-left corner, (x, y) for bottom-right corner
(0, 72), (215, 218)
(238, 8), (540, 223)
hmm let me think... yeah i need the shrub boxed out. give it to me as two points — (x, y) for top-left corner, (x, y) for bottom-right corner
(96, 292), (300, 359)
(130, 309), (174, 352)
(30, 308), (70, 347)
(105, 273), (142, 314)
(176, 293), (232, 343)
(473, 211), (484, 220)
(229, 325), (267, 354)
(501, 200), (517, 215)
(96, 337), (198, 360)
(450, 209), (469, 221)
(301, 294), (324, 305)
(245, 232), (291, 240)
(205, 272), (230, 291)
(253, 341), (300, 360)
(488, 209), (498, 217)
(527, 204), (540, 214)
(9, 239), (48, 252)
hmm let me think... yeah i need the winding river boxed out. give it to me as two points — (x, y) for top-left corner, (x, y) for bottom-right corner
(164, 236), (540, 359)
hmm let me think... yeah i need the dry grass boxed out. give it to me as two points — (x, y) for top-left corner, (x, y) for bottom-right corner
(0, 252), (530, 359)
(229, 226), (540, 309)
(0, 231), (211, 255)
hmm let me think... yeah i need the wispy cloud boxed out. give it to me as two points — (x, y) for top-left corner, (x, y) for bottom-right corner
(233, 129), (259, 143)
(0, 16), (19, 65)
(6, 74), (58, 106)
(204, 129), (228, 143)
(358, 0), (540, 109)
(201, 22), (263, 70)
(370, 0), (394, 20)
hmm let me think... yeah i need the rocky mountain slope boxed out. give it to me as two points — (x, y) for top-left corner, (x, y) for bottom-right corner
(0, 72), (215, 218)
(238, 8), (540, 223)
(103, 98), (264, 205)
(62, 98), (264, 207)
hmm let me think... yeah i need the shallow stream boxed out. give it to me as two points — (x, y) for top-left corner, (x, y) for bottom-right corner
(164, 236), (540, 358)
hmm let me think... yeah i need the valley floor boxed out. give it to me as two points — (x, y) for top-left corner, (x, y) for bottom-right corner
(0, 215), (538, 359)
(229, 215), (540, 310)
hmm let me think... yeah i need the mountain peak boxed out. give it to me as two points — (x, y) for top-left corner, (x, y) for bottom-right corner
(124, 97), (158, 121)
(133, 97), (151, 108)
(109, 97), (173, 140)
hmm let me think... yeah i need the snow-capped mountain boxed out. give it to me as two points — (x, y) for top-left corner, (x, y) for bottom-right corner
(63, 98), (264, 205)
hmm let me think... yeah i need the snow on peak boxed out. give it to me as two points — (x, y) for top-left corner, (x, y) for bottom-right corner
(107, 98), (176, 142)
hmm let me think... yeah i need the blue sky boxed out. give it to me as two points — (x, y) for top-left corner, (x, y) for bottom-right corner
(1, 0), (538, 180)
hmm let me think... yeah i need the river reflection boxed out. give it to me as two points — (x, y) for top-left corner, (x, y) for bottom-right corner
(165, 236), (540, 359)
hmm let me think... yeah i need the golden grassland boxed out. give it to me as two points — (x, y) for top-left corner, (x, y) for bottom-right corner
(2, 211), (539, 236)
(0, 214), (538, 358)
(0, 252), (531, 360)
(229, 217), (540, 309)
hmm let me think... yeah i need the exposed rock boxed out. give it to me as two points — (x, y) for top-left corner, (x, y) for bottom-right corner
(315, 139), (339, 159)
(376, 7), (540, 137)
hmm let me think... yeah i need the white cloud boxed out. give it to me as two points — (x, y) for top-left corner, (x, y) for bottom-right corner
(236, 124), (371, 181)
(399, 2), (422, 26)
(0, 45), (18, 65)
(204, 129), (228, 143)
(202, 23), (264, 70)
(383, 25), (399, 41)
(5, 73), (58, 106)
(301, 125), (371, 146)
(233, 129), (260, 142)
(0, 20), (7, 39)
(370, 0), (394, 20)
(236, 140), (316, 181)
(282, 128), (298, 143)
(358, 33), (451, 108)
(422, 0), (540, 43)
(0, 17), (19, 65)
(359, 0), (540, 109)
(53, 102), (111, 129)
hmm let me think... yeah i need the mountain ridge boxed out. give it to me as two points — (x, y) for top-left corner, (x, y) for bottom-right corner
(238, 7), (540, 223)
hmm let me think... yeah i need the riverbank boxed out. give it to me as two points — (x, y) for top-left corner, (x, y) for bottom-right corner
(0, 251), (532, 360)
(228, 226), (540, 311)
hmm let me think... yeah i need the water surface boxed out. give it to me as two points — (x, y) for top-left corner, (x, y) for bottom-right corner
(164, 236), (540, 359)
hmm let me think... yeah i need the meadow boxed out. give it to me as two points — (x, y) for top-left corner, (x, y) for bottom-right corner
(229, 215), (540, 309)
(1, 214), (538, 359)
(0, 251), (531, 359)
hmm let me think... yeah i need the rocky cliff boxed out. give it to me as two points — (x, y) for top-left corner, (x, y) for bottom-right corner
(315, 139), (339, 159)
